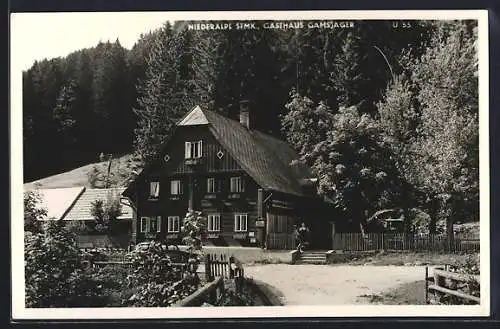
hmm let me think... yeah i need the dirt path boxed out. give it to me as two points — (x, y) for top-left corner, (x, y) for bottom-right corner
(244, 264), (426, 305)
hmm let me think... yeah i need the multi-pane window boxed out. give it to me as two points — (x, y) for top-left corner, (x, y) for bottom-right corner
(149, 217), (157, 232)
(170, 180), (182, 195)
(140, 216), (161, 233)
(207, 178), (216, 193)
(234, 213), (248, 232)
(230, 177), (244, 193)
(149, 181), (160, 199)
(207, 214), (221, 232)
(167, 216), (180, 233)
(185, 141), (203, 159)
(140, 217), (148, 233)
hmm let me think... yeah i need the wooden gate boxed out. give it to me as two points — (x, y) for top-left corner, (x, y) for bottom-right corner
(266, 213), (295, 250)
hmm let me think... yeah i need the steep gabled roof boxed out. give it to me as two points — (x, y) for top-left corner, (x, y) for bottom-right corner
(26, 186), (135, 221)
(27, 187), (86, 220)
(202, 109), (309, 195)
(124, 106), (314, 197)
(178, 105), (209, 126)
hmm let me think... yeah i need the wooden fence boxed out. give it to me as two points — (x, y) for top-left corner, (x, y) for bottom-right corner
(204, 253), (244, 281)
(332, 233), (480, 253)
(174, 276), (225, 307)
(266, 233), (296, 250)
(173, 254), (245, 306)
(425, 265), (480, 304)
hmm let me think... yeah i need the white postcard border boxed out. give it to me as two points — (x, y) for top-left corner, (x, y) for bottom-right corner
(10, 9), (490, 319)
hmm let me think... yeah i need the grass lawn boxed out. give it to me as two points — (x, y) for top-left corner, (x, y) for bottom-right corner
(358, 280), (427, 305)
(344, 251), (477, 267)
(24, 153), (134, 189)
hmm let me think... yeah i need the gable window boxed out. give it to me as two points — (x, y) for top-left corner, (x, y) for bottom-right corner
(171, 180), (183, 195)
(185, 141), (203, 159)
(207, 178), (216, 193)
(230, 177), (245, 193)
(167, 216), (180, 233)
(207, 213), (221, 232)
(149, 181), (160, 199)
(234, 213), (248, 232)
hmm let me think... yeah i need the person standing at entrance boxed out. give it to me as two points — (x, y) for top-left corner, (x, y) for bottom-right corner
(296, 222), (309, 252)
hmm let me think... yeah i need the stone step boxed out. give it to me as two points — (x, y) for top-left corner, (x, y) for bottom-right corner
(300, 251), (327, 255)
(299, 255), (326, 259)
(295, 260), (326, 265)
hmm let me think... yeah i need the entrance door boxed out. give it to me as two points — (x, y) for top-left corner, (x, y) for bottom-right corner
(306, 218), (331, 250)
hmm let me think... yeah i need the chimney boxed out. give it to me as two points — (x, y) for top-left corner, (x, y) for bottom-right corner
(239, 100), (252, 129)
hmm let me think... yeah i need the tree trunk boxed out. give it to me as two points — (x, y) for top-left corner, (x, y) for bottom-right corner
(428, 195), (438, 234)
(402, 182), (413, 249)
(446, 196), (456, 251)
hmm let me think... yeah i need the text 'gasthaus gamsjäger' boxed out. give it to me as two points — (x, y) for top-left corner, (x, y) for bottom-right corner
(187, 21), (355, 31)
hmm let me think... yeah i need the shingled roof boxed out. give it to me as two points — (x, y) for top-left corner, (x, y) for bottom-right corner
(202, 109), (310, 196)
(124, 105), (314, 197)
(64, 187), (134, 221)
(27, 187), (86, 220)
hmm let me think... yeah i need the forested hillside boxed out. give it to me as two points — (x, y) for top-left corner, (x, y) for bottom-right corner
(23, 20), (432, 180)
(23, 19), (479, 235)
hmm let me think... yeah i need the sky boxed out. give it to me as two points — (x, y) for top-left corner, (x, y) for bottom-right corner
(11, 12), (173, 72)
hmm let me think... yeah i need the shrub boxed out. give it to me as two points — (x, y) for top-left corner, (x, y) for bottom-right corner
(435, 254), (480, 305)
(24, 190), (47, 233)
(124, 241), (194, 307)
(25, 221), (103, 307)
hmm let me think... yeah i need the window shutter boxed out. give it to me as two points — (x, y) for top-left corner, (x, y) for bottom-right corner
(199, 140), (203, 158)
(185, 142), (190, 158)
(157, 216), (162, 232)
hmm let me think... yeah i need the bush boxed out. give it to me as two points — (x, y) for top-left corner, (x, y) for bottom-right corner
(25, 221), (103, 307)
(434, 254), (480, 305)
(123, 241), (195, 307)
(217, 290), (255, 306)
(24, 191), (46, 233)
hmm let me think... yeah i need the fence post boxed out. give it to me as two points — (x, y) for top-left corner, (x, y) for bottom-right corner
(425, 266), (429, 304)
(205, 254), (213, 282)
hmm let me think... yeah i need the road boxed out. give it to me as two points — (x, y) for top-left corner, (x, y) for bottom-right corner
(244, 264), (426, 305)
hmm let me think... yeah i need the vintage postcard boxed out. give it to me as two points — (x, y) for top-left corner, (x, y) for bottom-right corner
(10, 10), (489, 320)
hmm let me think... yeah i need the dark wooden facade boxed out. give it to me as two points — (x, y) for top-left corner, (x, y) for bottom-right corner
(130, 125), (264, 247)
(124, 106), (337, 249)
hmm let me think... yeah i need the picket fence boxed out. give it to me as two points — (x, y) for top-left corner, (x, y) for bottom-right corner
(332, 233), (479, 253)
(204, 253), (244, 281)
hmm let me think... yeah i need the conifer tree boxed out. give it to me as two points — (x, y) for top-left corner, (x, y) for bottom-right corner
(133, 23), (194, 163)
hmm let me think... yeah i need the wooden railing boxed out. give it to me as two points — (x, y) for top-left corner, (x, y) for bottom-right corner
(425, 265), (480, 304)
(173, 276), (225, 307)
(174, 254), (245, 306)
(332, 233), (479, 253)
(89, 260), (188, 272)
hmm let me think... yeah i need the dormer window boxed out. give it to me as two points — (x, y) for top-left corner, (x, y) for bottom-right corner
(149, 181), (160, 199)
(230, 177), (245, 193)
(185, 141), (203, 159)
